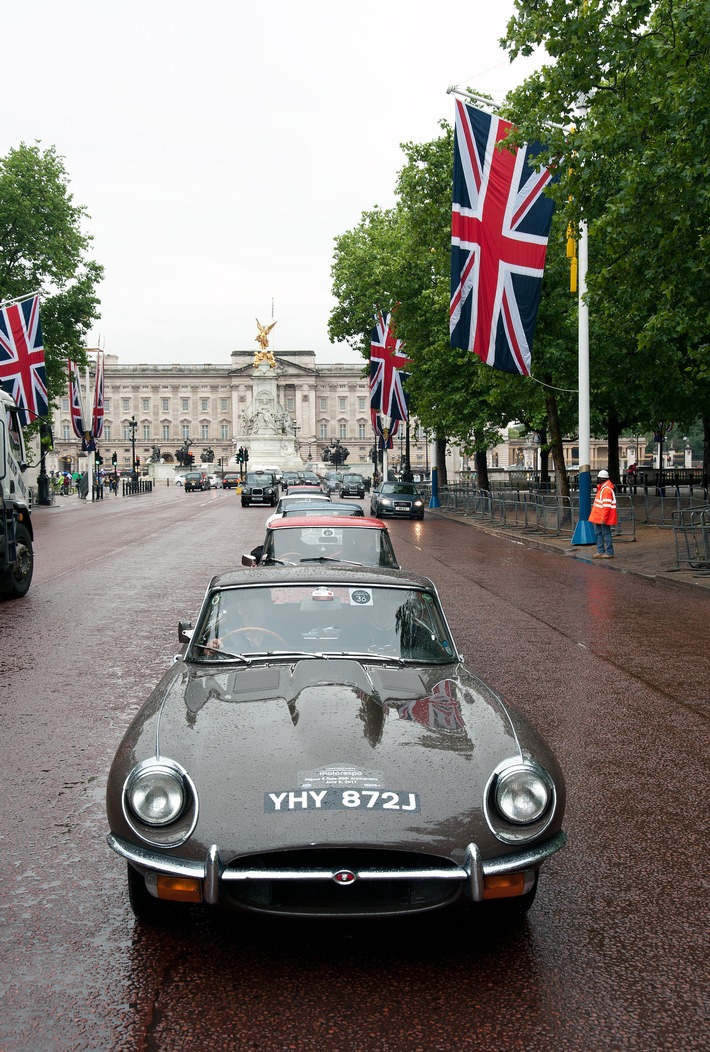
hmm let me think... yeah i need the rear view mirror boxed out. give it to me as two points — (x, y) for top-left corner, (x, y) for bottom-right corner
(178, 620), (193, 643)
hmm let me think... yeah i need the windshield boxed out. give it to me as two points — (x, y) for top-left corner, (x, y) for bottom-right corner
(190, 584), (454, 663)
(262, 526), (397, 568)
(382, 483), (418, 495)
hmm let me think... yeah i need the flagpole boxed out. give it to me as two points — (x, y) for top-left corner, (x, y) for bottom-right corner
(0, 290), (41, 311)
(85, 365), (93, 504)
(429, 434), (440, 508)
(571, 220), (595, 544)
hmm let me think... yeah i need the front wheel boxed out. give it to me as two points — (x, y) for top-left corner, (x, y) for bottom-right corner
(0, 521), (33, 599)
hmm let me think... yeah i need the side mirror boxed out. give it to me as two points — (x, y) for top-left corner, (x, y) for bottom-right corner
(241, 553), (257, 567)
(178, 620), (193, 643)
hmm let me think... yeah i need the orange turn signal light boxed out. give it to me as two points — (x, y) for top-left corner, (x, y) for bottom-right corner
(482, 872), (526, 900)
(155, 875), (202, 903)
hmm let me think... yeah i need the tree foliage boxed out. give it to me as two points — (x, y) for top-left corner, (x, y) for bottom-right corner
(330, 3), (710, 482)
(0, 143), (104, 417)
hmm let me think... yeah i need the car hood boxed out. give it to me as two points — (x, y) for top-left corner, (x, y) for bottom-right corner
(108, 658), (560, 864)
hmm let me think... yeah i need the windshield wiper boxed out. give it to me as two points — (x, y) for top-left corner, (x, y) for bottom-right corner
(191, 644), (251, 664)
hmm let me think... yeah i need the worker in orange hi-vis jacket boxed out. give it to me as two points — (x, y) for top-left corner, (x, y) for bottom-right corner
(588, 469), (619, 559)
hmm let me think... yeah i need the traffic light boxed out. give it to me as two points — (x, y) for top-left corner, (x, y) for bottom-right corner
(112, 452), (118, 466)
(95, 452), (103, 465)
(136, 456), (141, 466)
(243, 447), (249, 464)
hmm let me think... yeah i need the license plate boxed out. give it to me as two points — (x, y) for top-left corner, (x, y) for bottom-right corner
(394, 502), (409, 511)
(265, 789), (420, 812)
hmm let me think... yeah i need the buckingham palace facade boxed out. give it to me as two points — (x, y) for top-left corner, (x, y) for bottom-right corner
(51, 348), (383, 473)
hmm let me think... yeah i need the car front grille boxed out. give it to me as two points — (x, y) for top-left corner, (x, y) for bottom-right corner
(220, 848), (464, 916)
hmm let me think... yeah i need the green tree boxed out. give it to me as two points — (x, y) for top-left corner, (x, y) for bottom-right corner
(0, 142), (104, 419)
(503, 0), (710, 481)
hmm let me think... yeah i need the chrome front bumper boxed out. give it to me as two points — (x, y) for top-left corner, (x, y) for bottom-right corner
(107, 831), (566, 906)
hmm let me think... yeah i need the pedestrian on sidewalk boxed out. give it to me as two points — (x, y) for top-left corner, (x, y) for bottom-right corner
(589, 469), (618, 558)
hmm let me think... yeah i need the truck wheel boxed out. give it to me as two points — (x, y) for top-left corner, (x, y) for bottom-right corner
(0, 521), (33, 599)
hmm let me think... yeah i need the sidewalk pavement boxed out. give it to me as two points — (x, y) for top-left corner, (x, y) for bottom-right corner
(429, 508), (710, 595)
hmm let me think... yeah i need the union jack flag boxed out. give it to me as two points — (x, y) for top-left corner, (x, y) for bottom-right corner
(450, 101), (557, 375)
(68, 359), (86, 440)
(92, 352), (105, 439)
(397, 679), (465, 730)
(370, 409), (399, 449)
(369, 310), (412, 422)
(0, 294), (47, 426)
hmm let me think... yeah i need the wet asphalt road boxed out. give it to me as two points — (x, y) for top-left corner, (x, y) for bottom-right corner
(0, 486), (707, 1052)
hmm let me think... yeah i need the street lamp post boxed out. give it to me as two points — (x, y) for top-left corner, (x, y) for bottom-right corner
(129, 416), (137, 481)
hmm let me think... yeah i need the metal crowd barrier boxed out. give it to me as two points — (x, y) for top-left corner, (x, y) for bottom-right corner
(436, 485), (637, 542)
(672, 504), (710, 570)
(121, 478), (154, 497)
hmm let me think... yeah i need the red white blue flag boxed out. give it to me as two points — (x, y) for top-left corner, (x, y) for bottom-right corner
(68, 359), (86, 440)
(450, 101), (556, 376)
(369, 310), (412, 422)
(0, 294), (47, 426)
(92, 352), (105, 439)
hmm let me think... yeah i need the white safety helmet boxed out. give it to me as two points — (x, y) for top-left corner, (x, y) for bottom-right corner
(597, 469), (610, 479)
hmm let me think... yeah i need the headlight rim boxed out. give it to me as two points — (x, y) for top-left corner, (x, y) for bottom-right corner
(484, 758), (556, 844)
(122, 756), (199, 848)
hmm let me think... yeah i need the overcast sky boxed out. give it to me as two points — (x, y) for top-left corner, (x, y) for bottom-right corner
(5, 0), (542, 366)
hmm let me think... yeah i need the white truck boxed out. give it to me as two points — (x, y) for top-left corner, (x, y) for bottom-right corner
(0, 389), (34, 598)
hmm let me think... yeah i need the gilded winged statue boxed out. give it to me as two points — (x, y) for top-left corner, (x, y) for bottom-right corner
(254, 318), (277, 367)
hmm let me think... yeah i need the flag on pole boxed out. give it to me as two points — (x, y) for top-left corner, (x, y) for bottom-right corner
(369, 310), (412, 422)
(0, 294), (48, 426)
(370, 409), (399, 449)
(68, 359), (86, 439)
(92, 351), (105, 439)
(450, 100), (557, 376)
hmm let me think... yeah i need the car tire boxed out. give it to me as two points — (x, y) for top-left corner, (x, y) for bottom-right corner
(241, 501), (249, 507)
(0, 522), (34, 599)
(417, 512), (425, 520)
(126, 862), (191, 925)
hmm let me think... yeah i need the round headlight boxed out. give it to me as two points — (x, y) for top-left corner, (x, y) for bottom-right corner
(127, 763), (186, 826)
(495, 766), (551, 825)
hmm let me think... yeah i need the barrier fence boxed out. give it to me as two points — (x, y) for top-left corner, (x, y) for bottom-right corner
(673, 505), (710, 571)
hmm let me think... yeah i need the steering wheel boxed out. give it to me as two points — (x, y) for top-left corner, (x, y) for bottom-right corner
(221, 627), (287, 645)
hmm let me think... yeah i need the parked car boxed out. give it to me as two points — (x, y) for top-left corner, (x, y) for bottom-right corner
(183, 471), (209, 492)
(371, 481), (425, 520)
(242, 516), (399, 568)
(106, 565), (566, 924)
(222, 472), (242, 489)
(241, 472), (278, 507)
(339, 473), (366, 499)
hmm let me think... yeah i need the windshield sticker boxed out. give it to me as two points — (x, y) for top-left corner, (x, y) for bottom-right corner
(349, 588), (373, 606)
(265, 789), (419, 812)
